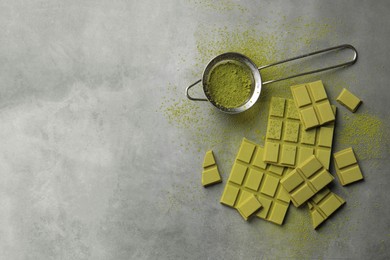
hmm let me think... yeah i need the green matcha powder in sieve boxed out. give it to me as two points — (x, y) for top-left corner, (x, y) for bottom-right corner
(206, 62), (252, 108)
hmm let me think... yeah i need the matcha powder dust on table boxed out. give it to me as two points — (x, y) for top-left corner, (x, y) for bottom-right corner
(206, 61), (253, 108)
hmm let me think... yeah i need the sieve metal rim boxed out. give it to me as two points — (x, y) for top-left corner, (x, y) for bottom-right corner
(186, 44), (358, 114)
(201, 52), (262, 114)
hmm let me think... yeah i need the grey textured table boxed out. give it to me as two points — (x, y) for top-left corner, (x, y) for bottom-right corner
(0, 1), (389, 259)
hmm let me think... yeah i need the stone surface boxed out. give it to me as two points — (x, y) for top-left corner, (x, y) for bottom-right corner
(0, 0), (389, 259)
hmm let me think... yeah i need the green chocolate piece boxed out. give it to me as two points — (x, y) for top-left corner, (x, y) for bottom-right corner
(336, 88), (362, 112)
(202, 150), (222, 187)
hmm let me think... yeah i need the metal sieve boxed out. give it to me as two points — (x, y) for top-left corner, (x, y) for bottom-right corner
(186, 44), (358, 114)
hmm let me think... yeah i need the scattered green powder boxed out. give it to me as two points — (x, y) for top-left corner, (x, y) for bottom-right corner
(206, 62), (252, 108)
(338, 112), (389, 160)
(162, 100), (200, 130)
(188, 0), (247, 12)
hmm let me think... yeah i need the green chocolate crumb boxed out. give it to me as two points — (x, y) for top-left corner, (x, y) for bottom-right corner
(206, 62), (252, 108)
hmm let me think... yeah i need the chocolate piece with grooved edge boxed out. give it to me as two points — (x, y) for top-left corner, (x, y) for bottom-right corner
(336, 88), (362, 112)
(220, 138), (291, 225)
(334, 147), (364, 186)
(308, 188), (346, 229)
(201, 150), (222, 187)
(291, 80), (335, 130)
(263, 97), (336, 169)
(280, 155), (334, 207)
(236, 195), (262, 221)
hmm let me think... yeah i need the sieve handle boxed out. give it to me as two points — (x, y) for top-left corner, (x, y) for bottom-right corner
(259, 44), (358, 85)
(185, 79), (208, 101)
